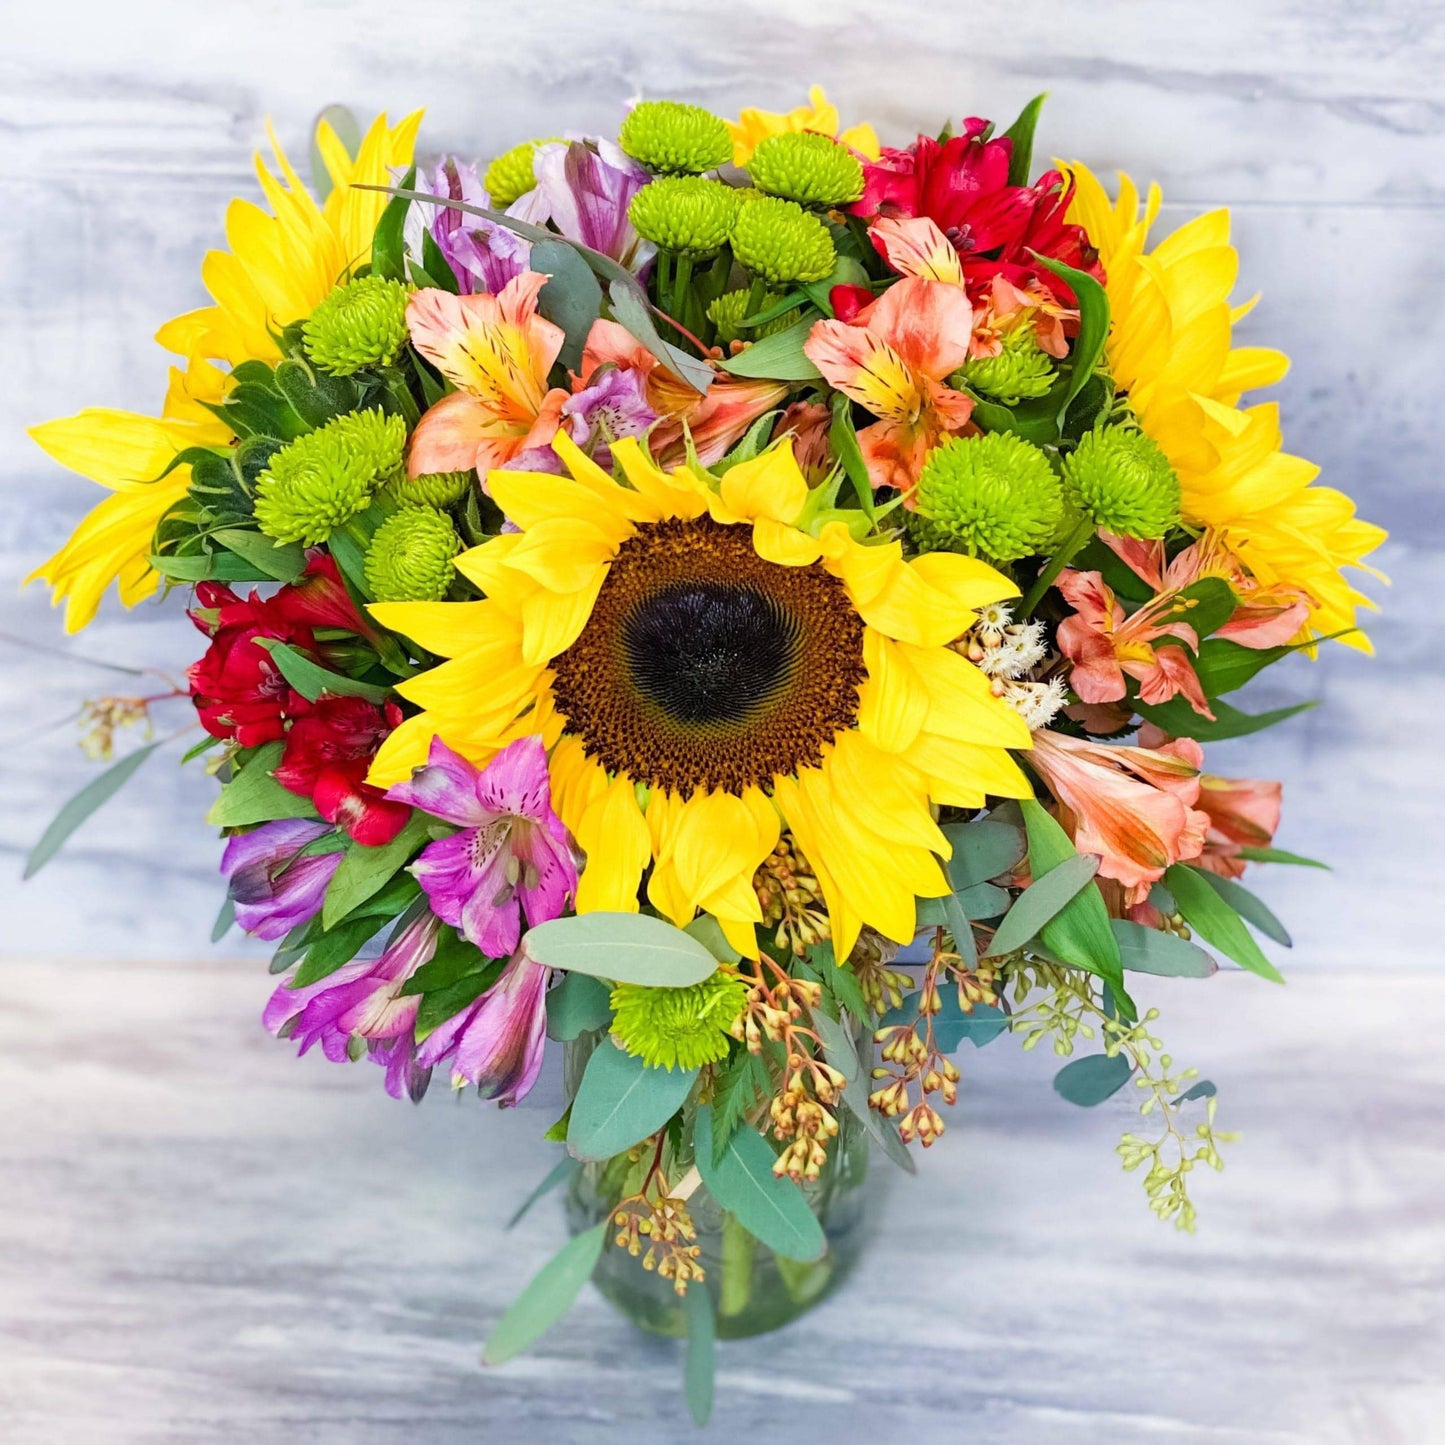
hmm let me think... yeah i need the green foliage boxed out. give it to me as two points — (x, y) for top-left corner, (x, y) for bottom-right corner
(942, 816), (1027, 888)
(506, 1155), (580, 1231)
(717, 315), (823, 381)
(566, 1038), (699, 1160)
(206, 741), (318, 828)
(1053, 1051), (1132, 1105)
(531, 239), (604, 373)
(523, 912), (720, 987)
(1194, 870), (1292, 947)
(1164, 864), (1284, 983)
(1001, 92), (1049, 186)
(1110, 918), (1217, 977)
(544, 971), (613, 1041)
(25, 741), (162, 877)
(371, 166), (416, 281)
(708, 1048), (769, 1164)
(482, 1221), (608, 1365)
(683, 1284), (716, 1425)
(1134, 693), (1315, 742)
(321, 812), (434, 929)
(986, 852), (1100, 957)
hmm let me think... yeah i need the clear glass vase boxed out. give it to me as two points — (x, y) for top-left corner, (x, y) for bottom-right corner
(562, 1030), (872, 1339)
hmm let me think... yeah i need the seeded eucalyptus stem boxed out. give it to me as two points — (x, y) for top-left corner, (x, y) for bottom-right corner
(1019, 514), (1094, 618)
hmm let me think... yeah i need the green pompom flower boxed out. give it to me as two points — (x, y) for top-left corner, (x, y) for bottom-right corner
(706, 289), (798, 345)
(253, 409), (406, 546)
(385, 469), (474, 509)
(914, 432), (1065, 563)
(363, 507), (461, 602)
(609, 971), (749, 1073)
(745, 131), (864, 206)
(628, 176), (741, 256)
(954, 327), (1057, 406)
(618, 100), (732, 175)
(1062, 425), (1181, 539)
(484, 138), (558, 206)
(301, 275), (411, 377)
(731, 196), (836, 286)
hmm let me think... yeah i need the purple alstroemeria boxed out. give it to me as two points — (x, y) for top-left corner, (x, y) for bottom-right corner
(413, 158), (532, 296)
(262, 909), (441, 1102)
(384, 735), (577, 958)
(522, 138), (656, 275)
(561, 368), (659, 461)
(222, 819), (342, 942)
(416, 948), (550, 1106)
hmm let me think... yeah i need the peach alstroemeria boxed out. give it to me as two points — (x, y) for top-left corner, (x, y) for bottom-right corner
(1029, 729), (1209, 905)
(405, 273), (570, 476)
(1194, 774), (1282, 880)
(803, 276), (975, 496)
(1057, 568), (1214, 719)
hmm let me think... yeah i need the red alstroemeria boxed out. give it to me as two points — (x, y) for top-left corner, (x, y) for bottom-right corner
(276, 552), (374, 638)
(274, 695), (412, 846)
(851, 119), (1103, 306)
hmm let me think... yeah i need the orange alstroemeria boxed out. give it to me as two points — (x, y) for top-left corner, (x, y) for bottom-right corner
(405, 273), (570, 476)
(1194, 774), (1282, 880)
(803, 276), (975, 496)
(1028, 729), (1210, 905)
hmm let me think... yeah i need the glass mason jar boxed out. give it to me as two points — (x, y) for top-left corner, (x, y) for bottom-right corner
(562, 1028), (872, 1339)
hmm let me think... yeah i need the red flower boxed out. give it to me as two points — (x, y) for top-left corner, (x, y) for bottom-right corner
(187, 583), (316, 747)
(277, 552), (374, 637)
(274, 695), (412, 846)
(851, 119), (1102, 304)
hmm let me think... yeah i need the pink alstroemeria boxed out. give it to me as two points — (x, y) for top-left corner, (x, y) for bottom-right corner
(221, 818), (342, 941)
(1028, 729), (1210, 905)
(385, 735), (577, 958)
(413, 158), (532, 296)
(263, 910), (441, 1101)
(522, 138), (655, 274)
(1194, 775), (1283, 880)
(415, 947), (550, 1106)
(803, 276), (975, 497)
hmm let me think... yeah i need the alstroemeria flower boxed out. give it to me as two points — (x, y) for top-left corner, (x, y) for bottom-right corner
(415, 947), (550, 1106)
(1194, 775), (1283, 880)
(384, 735), (576, 957)
(413, 158), (532, 296)
(1028, 729), (1210, 905)
(803, 276), (975, 495)
(561, 367), (658, 462)
(522, 138), (655, 274)
(405, 273), (570, 477)
(263, 910), (440, 1101)
(222, 818), (342, 941)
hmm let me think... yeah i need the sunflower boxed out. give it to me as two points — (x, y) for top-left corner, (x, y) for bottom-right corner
(368, 434), (1031, 959)
(1065, 163), (1386, 651)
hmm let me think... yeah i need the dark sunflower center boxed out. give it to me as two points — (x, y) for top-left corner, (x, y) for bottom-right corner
(622, 581), (799, 726)
(549, 516), (865, 794)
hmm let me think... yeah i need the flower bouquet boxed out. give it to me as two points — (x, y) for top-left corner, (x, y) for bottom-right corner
(28, 88), (1384, 1420)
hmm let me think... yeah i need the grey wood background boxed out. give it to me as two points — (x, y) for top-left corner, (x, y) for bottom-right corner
(2, 2), (1443, 1440)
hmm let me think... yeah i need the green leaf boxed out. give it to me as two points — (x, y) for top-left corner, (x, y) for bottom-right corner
(1053, 1052), (1132, 1106)
(1155, 577), (1237, 646)
(828, 391), (877, 518)
(309, 104), (361, 202)
(713, 409), (782, 474)
(800, 253), (869, 316)
(1110, 919), (1217, 977)
(985, 852), (1099, 957)
(1164, 864), (1284, 983)
(684, 1286), (716, 1426)
(321, 812), (431, 928)
(149, 550), (273, 584)
(371, 166), (416, 281)
(420, 228), (461, 294)
(272, 360), (362, 430)
(1173, 1080), (1217, 1105)
(1033, 254), (1109, 419)
(1237, 846), (1329, 870)
(956, 881), (1011, 919)
(211, 896), (236, 943)
(607, 280), (715, 394)
(839, 1066), (916, 1174)
(684, 913), (741, 963)
(25, 741), (162, 877)
(254, 639), (394, 705)
(566, 1038), (699, 1160)
(532, 239), (604, 373)
(1134, 695), (1314, 742)
(481, 1220), (607, 1365)
(718, 316), (822, 381)
(968, 393), (1060, 447)
(1195, 870), (1292, 947)
(524, 912), (719, 987)
(808, 1007), (858, 1082)
(1018, 798), (1133, 1019)
(291, 912), (387, 987)
(942, 816), (1026, 889)
(693, 1110), (826, 1261)
(708, 1049), (768, 1164)
(209, 529), (306, 582)
(1192, 637), (1289, 694)
(1002, 92), (1048, 185)
(506, 1155), (580, 1230)
(416, 969), (500, 1037)
(206, 741), (318, 828)
(881, 993), (1008, 1051)
(545, 971), (613, 1041)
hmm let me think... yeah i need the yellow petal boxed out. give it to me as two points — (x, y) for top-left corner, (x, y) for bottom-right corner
(906, 643), (1033, 749)
(716, 442), (809, 525)
(575, 774), (651, 913)
(856, 630), (929, 752)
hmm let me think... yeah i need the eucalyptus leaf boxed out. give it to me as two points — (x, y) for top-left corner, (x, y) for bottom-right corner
(545, 971), (613, 1041)
(566, 1039), (698, 1160)
(1053, 1051), (1133, 1106)
(506, 1155), (580, 1230)
(684, 913), (741, 963)
(1164, 864), (1284, 984)
(956, 881), (1012, 919)
(809, 1007), (858, 1083)
(719, 316), (822, 381)
(606, 280), (715, 393)
(524, 912), (719, 987)
(25, 741), (161, 877)
(1195, 870), (1292, 947)
(684, 1284), (716, 1426)
(985, 852), (1100, 957)
(210, 896), (236, 943)
(1173, 1080), (1217, 1105)
(481, 1220), (607, 1365)
(309, 104), (361, 201)
(942, 817), (1026, 889)
(532, 239), (603, 373)
(840, 1067), (916, 1174)
(1110, 918), (1217, 977)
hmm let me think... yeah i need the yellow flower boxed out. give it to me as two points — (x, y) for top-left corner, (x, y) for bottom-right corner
(368, 435), (1030, 960)
(1065, 163), (1385, 650)
(726, 86), (880, 167)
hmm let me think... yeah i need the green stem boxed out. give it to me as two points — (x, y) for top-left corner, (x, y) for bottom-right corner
(744, 274), (768, 323)
(670, 253), (695, 337)
(719, 1212), (757, 1319)
(380, 367), (420, 429)
(656, 250), (674, 307)
(1019, 514), (1094, 618)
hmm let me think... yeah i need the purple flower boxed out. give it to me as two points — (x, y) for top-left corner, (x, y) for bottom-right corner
(524, 138), (656, 274)
(414, 158), (532, 296)
(221, 819), (342, 942)
(416, 948), (550, 1106)
(385, 735), (577, 957)
(262, 909), (441, 1102)
(562, 368), (659, 460)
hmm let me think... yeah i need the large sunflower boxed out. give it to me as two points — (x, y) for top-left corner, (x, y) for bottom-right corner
(368, 434), (1031, 959)
(1065, 163), (1385, 650)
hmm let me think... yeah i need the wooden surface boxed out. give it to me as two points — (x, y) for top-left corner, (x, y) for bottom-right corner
(2, 0), (1444, 1439)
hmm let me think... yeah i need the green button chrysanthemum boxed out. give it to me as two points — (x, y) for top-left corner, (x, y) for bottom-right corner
(914, 432), (1065, 563)
(745, 131), (864, 207)
(628, 176), (741, 256)
(618, 100), (732, 175)
(954, 327), (1057, 406)
(385, 469), (474, 509)
(301, 275), (411, 377)
(484, 138), (558, 206)
(609, 970), (749, 1073)
(706, 289), (798, 345)
(731, 196), (836, 286)
(253, 409), (406, 546)
(363, 506), (461, 602)
(1062, 425), (1181, 539)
